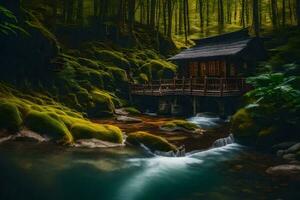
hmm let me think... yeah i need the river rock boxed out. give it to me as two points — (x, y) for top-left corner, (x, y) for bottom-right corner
(282, 153), (296, 161)
(73, 138), (124, 148)
(272, 142), (297, 151)
(286, 143), (300, 153)
(16, 130), (48, 142)
(266, 164), (300, 176)
(116, 116), (142, 123)
(115, 108), (129, 115)
(160, 126), (204, 134)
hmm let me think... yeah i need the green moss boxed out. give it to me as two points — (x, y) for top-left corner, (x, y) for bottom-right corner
(0, 101), (23, 132)
(71, 123), (123, 143)
(162, 120), (199, 131)
(136, 73), (149, 83)
(127, 131), (177, 152)
(123, 107), (141, 115)
(140, 59), (177, 80)
(106, 67), (128, 83)
(94, 50), (130, 70)
(77, 58), (100, 70)
(25, 111), (73, 143)
(88, 90), (115, 117)
(231, 108), (260, 143)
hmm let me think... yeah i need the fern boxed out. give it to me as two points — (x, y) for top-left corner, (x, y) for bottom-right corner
(0, 5), (29, 36)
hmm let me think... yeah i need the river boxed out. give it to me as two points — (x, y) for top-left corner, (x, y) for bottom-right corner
(0, 114), (299, 200)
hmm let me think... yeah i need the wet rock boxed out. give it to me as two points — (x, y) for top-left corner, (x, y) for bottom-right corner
(282, 153), (296, 161)
(116, 116), (142, 123)
(289, 160), (300, 165)
(73, 138), (125, 148)
(276, 150), (285, 157)
(17, 130), (48, 142)
(266, 164), (300, 176)
(115, 108), (129, 115)
(286, 143), (300, 153)
(272, 142), (297, 151)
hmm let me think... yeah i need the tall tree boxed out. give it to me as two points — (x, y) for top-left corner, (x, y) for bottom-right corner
(199, 0), (204, 33)
(297, 0), (300, 26)
(218, 0), (224, 33)
(128, 0), (136, 33)
(271, 0), (278, 28)
(282, 0), (286, 26)
(252, 0), (260, 36)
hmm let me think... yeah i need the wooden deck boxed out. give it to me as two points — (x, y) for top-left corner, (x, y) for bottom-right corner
(131, 77), (247, 97)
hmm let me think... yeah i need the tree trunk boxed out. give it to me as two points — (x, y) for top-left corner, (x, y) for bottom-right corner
(282, 0), (286, 26)
(183, 0), (188, 43)
(252, 0), (259, 36)
(199, 0), (204, 33)
(271, 0), (278, 29)
(150, 0), (157, 27)
(167, 0), (173, 38)
(128, 0), (136, 33)
(241, 0), (245, 27)
(218, 0), (224, 33)
(77, 0), (84, 24)
(297, 0), (300, 26)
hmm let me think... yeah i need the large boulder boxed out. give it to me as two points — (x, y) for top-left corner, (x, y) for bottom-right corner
(0, 101), (23, 132)
(24, 111), (73, 143)
(127, 131), (177, 152)
(71, 123), (123, 144)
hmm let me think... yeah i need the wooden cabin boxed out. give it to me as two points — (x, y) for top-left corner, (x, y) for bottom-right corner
(131, 29), (266, 97)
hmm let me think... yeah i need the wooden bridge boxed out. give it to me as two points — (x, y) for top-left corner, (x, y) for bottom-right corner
(130, 77), (247, 97)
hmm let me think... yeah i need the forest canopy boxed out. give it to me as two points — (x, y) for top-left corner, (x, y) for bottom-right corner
(13, 0), (300, 45)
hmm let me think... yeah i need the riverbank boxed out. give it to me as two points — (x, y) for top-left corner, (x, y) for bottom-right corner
(1, 138), (299, 200)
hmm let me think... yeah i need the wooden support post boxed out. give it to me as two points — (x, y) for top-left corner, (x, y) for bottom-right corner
(182, 77), (185, 94)
(220, 78), (224, 96)
(204, 77), (207, 95)
(159, 79), (162, 94)
(190, 78), (192, 94)
(173, 77), (176, 90)
(193, 96), (197, 115)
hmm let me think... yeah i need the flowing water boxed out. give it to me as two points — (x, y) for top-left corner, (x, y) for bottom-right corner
(0, 114), (299, 200)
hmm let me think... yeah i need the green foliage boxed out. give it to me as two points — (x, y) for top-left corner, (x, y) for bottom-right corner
(0, 5), (28, 36)
(71, 123), (123, 143)
(140, 59), (177, 80)
(127, 131), (177, 152)
(232, 70), (300, 146)
(88, 90), (115, 117)
(94, 50), (130, 70)
(266, 29), (300, 69)
(0, 101), (23, 132)
(25, 110), (73, 143)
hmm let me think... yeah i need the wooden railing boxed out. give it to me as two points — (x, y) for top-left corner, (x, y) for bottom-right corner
(130, 77), (247, 97)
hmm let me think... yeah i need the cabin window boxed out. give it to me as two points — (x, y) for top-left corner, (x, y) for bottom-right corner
(189, 62), (199, 77)
(199, 62), (206, 77)
(230, 64), (236, 76)
(205, 61), (226, 77)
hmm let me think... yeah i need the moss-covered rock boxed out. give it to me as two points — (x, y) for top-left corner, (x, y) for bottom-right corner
(88, 90), (115, 117)
(127, 131), (177, 152)
(161, 120), (199, 132)
(0, 101), (23, 132)
(25, 111), (73, 143)
(231, 108), (261, 144)
(71, 123), (123, 143)
(94, 50), (130, 70)
(140, 59), (177, 80)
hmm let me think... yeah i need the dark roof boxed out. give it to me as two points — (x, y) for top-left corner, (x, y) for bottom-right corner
(169, 38), (252, 61)
(192, 28), (249, 45)
(169, 29), (264, 61)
